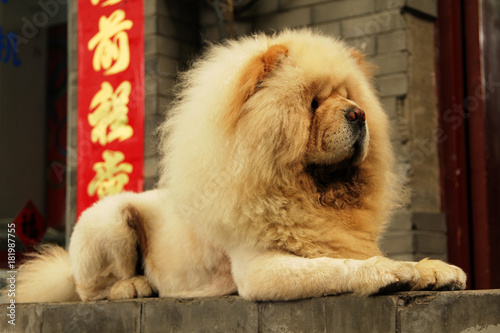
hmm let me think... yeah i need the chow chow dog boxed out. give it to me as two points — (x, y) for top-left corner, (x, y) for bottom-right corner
(14, 29), (466, 303)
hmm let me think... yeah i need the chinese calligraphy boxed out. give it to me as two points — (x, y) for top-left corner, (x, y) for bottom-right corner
(87, 150), (133, 198)
(0, 27), (21, 67)
(91, 0), (123, 6)
(89, 81), (133, 145)
(78, 0), (144, 214)
(87, 9), (132, 75)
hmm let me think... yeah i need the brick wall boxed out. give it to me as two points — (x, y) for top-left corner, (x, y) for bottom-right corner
(67, 0), (446, 261)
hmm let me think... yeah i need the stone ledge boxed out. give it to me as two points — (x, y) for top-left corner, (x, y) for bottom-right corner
(1, 290), (499, 332)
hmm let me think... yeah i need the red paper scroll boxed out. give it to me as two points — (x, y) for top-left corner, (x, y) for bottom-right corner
(77, 0), (144, 217)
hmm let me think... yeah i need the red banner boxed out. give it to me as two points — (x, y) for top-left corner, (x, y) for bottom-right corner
(77, 0), (144, 217)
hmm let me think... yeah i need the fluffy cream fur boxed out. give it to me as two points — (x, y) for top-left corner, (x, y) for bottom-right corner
(10, 29), (466, 303)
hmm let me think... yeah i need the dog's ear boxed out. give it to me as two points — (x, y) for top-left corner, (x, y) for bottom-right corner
(349, 48), (376, 77)
(238, 44), (288, 99)
(226, 44), (289, 129)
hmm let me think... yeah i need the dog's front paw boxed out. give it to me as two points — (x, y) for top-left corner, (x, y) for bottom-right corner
(351, 256), (420, 295)
(412, 258), (466, 291)
(109, 276), (155, 300)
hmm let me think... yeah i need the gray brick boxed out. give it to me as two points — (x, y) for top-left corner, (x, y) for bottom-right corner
(239, 0), (279, 17)
(392, 141), (410, 167)
(414, 252), (447, 261)
(414, 231), (447, 254)
(70, 90), (78, 123)
(144, 15), (158, 35)
(144, 0), (157, 16)
(147, 1), (197, 23)
(178, 41), (198, 61)
(255, 8), (311, 32)
(200, 8), (219, 25)
(378, 29), (407, 53)
(70, 14), (77, 49)
(342, 10), (406, 38)
(259, 298), (330, 332)
(41, 300), (141, 333)
(201, 25), (221, 42)
(2, 292), (500, 332)
(145, 95), (158, 117)
(70, 0), (77, 14)
(344, 35), (376, 56)
(144, 35), (157, 56)
(406, 0), (437, 18)
(312, 0), (375, 24)
(412, 212), (446, 232)
(377, 73), (408, 96)
(376, 0), (405, 11)
(387, 209), (413, 231)
(144, 56), (178, 78)
(280, 0), (331, 10)
(142, 296), (259, 332)
(260, 295), (397, 332)
(326, 295), (398, 331)
(158, 17), (198, 42)
(159, 96), (173, 116)
(234, 21), (253, 37)
(144, 176), (156, 190)
(399, 291), (500, 333)
(379, 231), (414, 254)
(145, 115), (161, 157)
(144, 156), (157, 178)
(145, 36), (180, 58)
(371, 52), (408, 75)
(381, 96), (398, 118)
(144, 76), (158, 97)
(0, 303), (43, 333)
(69, 50), (77, 72)
(389, 253), (415, 261)
(144, 0), (170, 17)
(159, 76), (176, 97)
(314, 21), (341, 37)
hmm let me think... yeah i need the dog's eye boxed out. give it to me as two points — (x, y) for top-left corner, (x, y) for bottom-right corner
(311, 98), (319, 112)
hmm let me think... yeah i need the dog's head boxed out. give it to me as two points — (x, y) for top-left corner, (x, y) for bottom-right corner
(161, 30), (394, 213)
(227, 31), (382, 180)
(304, 79), (369, 168)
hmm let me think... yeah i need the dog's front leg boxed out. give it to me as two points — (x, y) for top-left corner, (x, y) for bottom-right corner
(230, 250), (421, 301)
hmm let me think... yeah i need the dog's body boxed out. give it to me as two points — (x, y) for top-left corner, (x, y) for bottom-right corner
(14, 30), (466, 303)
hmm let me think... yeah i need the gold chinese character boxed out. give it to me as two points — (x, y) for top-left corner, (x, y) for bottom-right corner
(88, 81), (133, 145)
(88, 9), (133, 75)
(88, 150), (133, 198)
(91, 0), (123, 6)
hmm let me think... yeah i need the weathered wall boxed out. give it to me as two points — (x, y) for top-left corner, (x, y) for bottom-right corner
(1, 290), (500, 332)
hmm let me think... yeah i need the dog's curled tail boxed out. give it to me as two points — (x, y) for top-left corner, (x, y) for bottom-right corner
(10, 244), (80, 303)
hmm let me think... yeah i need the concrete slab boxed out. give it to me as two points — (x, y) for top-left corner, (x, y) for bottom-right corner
(1, 290), (499, 332)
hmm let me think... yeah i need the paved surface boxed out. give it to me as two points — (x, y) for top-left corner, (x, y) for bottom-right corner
(1, 290), (499, 332)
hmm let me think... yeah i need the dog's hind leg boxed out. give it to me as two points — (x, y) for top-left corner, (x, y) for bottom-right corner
(107, 204), (155, 300)
(69, 195), (155, 301)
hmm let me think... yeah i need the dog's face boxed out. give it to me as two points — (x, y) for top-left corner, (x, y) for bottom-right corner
(232, 36), (373, 174)
(304, 81), (369, 168)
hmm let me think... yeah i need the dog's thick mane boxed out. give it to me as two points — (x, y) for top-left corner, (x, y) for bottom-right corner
(303, 164), (372, 209)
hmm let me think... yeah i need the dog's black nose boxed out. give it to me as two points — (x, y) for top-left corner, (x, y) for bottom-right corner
(345, 107), (366, 123)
